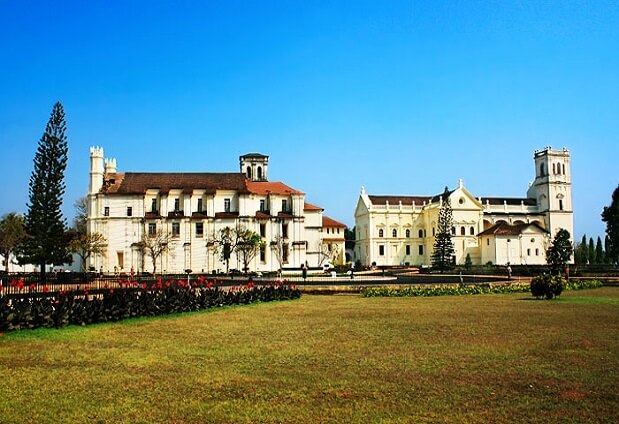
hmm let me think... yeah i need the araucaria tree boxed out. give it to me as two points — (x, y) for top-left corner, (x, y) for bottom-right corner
(20, 102), (71, 280)
(546, 228), (573, 274)
(602, 183), (619, 264)
(0, 213), (26, 272)
(431, 189), (455, 273)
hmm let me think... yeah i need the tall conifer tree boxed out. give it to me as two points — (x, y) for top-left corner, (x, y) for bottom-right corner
(431, 188), (455, 273)
(21, 102), (71, 281)
(602, 184), (619, 264)
(595, 236), (604, 264)
(588, 237), (596, 264)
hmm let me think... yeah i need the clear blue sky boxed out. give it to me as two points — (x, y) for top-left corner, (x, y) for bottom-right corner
(1, 1), (618, 240)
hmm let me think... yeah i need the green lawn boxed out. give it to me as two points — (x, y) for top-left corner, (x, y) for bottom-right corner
(1, 288), (618, 423)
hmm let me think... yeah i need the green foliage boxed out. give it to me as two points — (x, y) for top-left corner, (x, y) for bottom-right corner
(602, 183), (619, 264)
(0, 279), (301, 332)
(530, 274), (566, 299)
(431, 188), (455, 273)
(464, 253), (472, 269)
(595, 236), (605, 264)
(0, 212), (26, 272)
(20, 102), (71, 277)
(546, 228), (573, 273)
(588, 237), (595, 264)
(362, 284), (529, 297)
(575, 234), (588, 265)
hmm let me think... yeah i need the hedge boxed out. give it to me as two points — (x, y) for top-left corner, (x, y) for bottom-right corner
(0, 279), (300, 332)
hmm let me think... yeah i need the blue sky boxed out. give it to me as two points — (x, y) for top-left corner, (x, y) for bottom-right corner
(1, 1), (617, 240)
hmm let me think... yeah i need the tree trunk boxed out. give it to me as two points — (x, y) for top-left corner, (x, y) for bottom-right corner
(40, 261), (47, 284)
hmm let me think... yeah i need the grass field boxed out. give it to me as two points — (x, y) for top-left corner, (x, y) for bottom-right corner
(1, 288), (618, 423)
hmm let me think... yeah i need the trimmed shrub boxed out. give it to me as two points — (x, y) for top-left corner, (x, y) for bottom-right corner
(530, 274), (566, 299)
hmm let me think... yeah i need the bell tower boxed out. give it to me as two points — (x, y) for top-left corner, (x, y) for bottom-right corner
(527, 147), (573, 239)
(240, 153), (269, 181)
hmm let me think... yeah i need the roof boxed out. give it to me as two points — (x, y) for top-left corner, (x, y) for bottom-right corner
(322, 215), (347, 228)
(477, 221), (548, 237)
(304, 202), (324, 211)
(246, 181), (304, 195)
(102, 172), (250, 195)
(482, 197), (537, 206)
(240, 153), (269, 159)
(368, 189), (453, 206)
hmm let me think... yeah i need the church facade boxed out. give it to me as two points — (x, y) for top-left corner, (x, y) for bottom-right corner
(354, 147), (574, 267)
(87, 148), (345, 274)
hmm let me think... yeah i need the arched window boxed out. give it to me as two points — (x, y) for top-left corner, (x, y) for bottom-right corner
(378, 229), (384, 238)
(460, 226), (466, 236)
(552, 163), (556, 174)
(470, 226), (475, 235)
(405, 229), (410, 238)
(432, 227), (436, 236)
(246, 166), (252, 178)
(392, 229), (397, 238)
(451, 226), (456, 235)
(257, 166), (263, 180)
(562, 164), (565, 175)
(418, 229), (423, 238)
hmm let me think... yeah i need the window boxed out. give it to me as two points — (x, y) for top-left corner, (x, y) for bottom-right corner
(172, 222), (180, 237)
(432, 227), (435, 236)
(224, 198), (231, 212)
(418, 229), (423, 238)
(527, 248), (531, 256)
(282, 223), (288, 238)
(282, 199), (288, 212)
(535, 248), (539, 256)
(553, 163), (556, 174)
(174, 198), (180, 211)
(470, 226), (475, 235)
(260, 223), (266, 237)
(487, 239), (490, 246)
(392, 229), (397, 238)
(104, 207), (109, 216)
(197, 198), (203, 213)
(260, 199), (266, 212)
(148, 223), (156, 236)
(257, 166), (262, 180)
(127, 207), (132, 217)
(562, 164), (565, 174)
(195, 222), (204, 237)
(540, 163), (545, 176)
(559, 199), (564, 211)
(405, 229), (410, 238)
(260, 245), (266, 262)
(282, 244), (289, 263)
(246, 166), (252, 178)
(460, 226), (466, 236)
(151, 198), (157, 212)
(405, 245), (411, 256)
(379, 245), (385, 256)
(418, 245), (424, 255)
(451, 227), (456, 235)
(378, 229), (384, 238)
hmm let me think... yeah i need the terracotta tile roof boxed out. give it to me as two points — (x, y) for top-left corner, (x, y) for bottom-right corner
(304, 202), (323, 211)
(101, 172), (250, 195)
(255, 211), (271, 219)
(191, 212), (208, 220)
(478, 222), (548, 237)
(214, 212), (239, 219)
(481, 197), (537, 206)
(322, 215), (347, 228)
(246, 181), (303, 195)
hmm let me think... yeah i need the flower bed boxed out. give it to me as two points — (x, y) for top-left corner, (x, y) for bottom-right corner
(0, 278), (300, 332)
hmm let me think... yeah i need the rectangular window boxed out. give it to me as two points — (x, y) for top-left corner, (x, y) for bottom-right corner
(535, 248), (539, 256)
(195, 222), (204, 237)
(282, 199), (288, 212)
(148, 223), (156, 236)
(559, 199), (564, 211)
(283, 244), (289, 263)
(406, 245), (411, 256)
(527, 248), (531, 256)
(127, 206), (132, 217)
(282, 223), (288, 238)
(260, 199), (266, 212)
(224, 198), (231, 212)
(260, 245), (266, 262)
(260, 223), (266, 237)
(418, 245), (424, 255)
(172, 222), (180, 237)
(379, 245), (385, 256)
(487, 239), (490, 246)
(104, 206), (109, 216)
(197, 198), (203, 212)
(151, 198), (157, 213)
(174, 198), (180, 211)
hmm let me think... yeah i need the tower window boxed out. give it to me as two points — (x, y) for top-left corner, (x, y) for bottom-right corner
(540, 163), (545, 176)
(470, 226), (475, 235)
(559, 199), (564, 211)
(460, 226), (466, 236)
(246, 166), (252, 179)
(257, 166), (263, 180)
(562, 164), (565, 174)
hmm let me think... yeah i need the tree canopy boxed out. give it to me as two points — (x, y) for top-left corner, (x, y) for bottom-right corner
(431, 188), (455, 273)
(602, 183), (619, 264)
(0, 213), (26, 272)
(546, 228), (573, 273)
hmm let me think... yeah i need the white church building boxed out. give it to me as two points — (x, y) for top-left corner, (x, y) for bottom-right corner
(87, 148), (345, 274)
(354, 147), (574, 267)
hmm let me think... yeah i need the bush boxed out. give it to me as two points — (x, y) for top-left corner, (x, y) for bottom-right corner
(361, 284), (529, 297)
(530, 274), (566, 299)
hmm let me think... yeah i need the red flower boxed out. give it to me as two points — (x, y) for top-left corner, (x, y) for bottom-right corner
(192, 282), (198, 287)
(43, 285), (49, 293)
(166, 281), (171, 288)
(17, 280), (24, 290)
(199, 276), (205, 283)
(207, 282), (213, 288)
(10, 279), (17, 287)
(104, 283), (109, 289)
